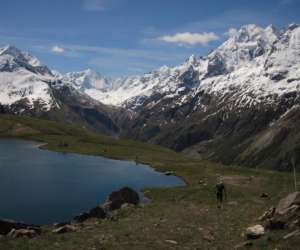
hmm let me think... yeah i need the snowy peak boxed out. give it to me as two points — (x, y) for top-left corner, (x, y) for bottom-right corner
(0, 45), (24, 58)
(0, 45), (52, 76)
(0, 45), (58, 111)
(232, 24), (278, 44)
(62, 69), (113, 92)
(205, 24), (281, 76)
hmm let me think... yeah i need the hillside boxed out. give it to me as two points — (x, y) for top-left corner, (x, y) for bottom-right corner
(63, 24), (299, 171)
(0, 115), (299, 249)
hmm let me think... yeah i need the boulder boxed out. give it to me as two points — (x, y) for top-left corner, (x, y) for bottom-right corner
(8, 228), (38, 238)
(74, 206), (106, 223)
(245, 225), (265, 239)
(261, 192), (300, 230)
(103, 187), (140, 211)
(266, 204), (300, 230)
(52, 224), (77, 234)
(275, 192), (300, 215)
(0, 219), (40, 235)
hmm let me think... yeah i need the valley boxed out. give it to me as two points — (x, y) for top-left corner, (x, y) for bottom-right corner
(0, 21), (300, 249)
(0, 114), (299, 249)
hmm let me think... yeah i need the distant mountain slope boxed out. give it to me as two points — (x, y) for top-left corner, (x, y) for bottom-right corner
(113, 24), (300, 170)
(0, 46), (119, 134)
(63, 23), (300, 170)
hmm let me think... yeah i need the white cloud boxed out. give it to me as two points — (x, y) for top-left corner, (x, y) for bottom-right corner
(158, 32), (219, 46)
(51, 46), (64, 54)
(46, 44), (185, 61)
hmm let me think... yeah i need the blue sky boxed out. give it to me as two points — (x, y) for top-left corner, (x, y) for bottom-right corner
(0, 0), (299, 76)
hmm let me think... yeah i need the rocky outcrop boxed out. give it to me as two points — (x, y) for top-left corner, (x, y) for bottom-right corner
(0, 219), (40, 235)
(275, 192), (300, 215)
(242, 192), (300, 246)
(103, 187), (140, 211)
(263, 192), (300, 230)
(72, 187), (140, 224)
(73, 206), (106, 223)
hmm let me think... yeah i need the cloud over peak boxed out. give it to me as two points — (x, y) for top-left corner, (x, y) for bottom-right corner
(51, 46), (64, 54)
(158, 32), (219, 46)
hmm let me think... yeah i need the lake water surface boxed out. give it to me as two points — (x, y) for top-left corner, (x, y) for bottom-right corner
(0, 139), (184, 224)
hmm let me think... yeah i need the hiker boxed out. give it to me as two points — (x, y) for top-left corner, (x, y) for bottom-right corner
(216, 178), (226, 208)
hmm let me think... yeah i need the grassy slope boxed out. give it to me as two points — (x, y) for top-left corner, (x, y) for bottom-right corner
(0, 114), (299, 250)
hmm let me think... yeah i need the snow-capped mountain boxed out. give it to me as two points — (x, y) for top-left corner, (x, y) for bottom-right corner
(63, 56), (201, 107)
(0, 45), (119, 134)
(0, 45), (58, 111)
(63, 24), (300, 113)
(95, 23), (300, 170)
(61, 69), (113, 92)
(1, 23), (300, 170)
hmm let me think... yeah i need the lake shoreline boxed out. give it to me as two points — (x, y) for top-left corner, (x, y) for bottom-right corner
(0, 138), (185, 225)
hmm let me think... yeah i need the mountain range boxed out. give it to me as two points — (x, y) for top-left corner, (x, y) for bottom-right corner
(1, 23), (300, 170)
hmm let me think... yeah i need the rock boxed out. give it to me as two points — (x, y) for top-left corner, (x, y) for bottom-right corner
(234, 241), (253, 249)
(202, 232), (214, 242)
(260, 192), (269, 198)
(266, 204), (300, 230)
(164, 171), (174, 176)
(261, 192), (300, 231)
(53, 222), (69, 228)
(275, 192), (300, 216)
(165, 240), (178, 245)
(74, 206), (106, 223)
(259, 207), (275, 221)
(245, 225), (265, 239)
(103, 187), (139, 211)
(89, 207), (106, 218)
(199, 228), (214, 242)
(8, 228), (38, 238)
(0, 219), (40, 235)
(283, 229), (300, 240)
(52, 225), (77, 234)
(120, 203), (135, 210)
